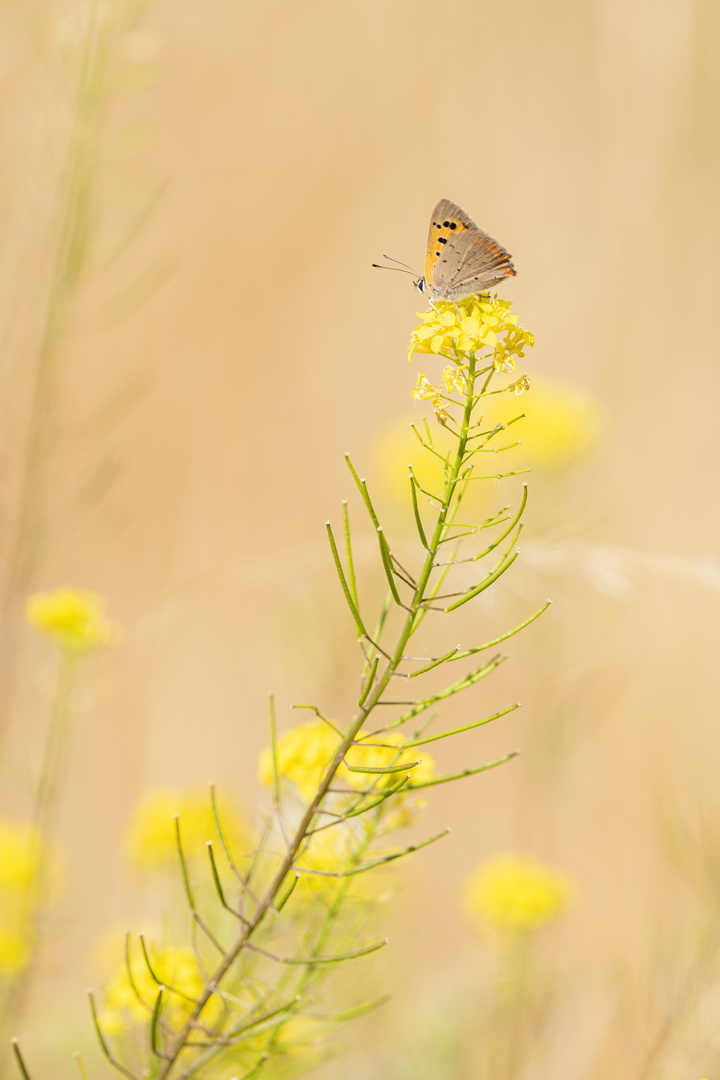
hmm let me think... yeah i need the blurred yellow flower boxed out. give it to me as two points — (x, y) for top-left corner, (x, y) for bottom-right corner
(25, 588), (118, 651)
(487, 378), (604, 470)
(376, 376), (603, 518)
(258, 719), (434, 804)
(273, 1013), (326, 1059)
(0, 924), (30, 974)
(292, 824), (360, 902)
(0, 822), (58, 975)
(98, 943), (213, 1035)
(463, 853), (574, 936)
(409, 296), (533, 368)
(125, 789), (251, 870)
(0, 821), (43, 892)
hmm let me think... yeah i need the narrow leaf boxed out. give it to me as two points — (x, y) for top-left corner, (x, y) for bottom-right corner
(326, 521), (367, 636)
(387, 655), (506, 729)
(408, 647), (459, 678)
(174, 815), (196, 910)
(282, 938), (388, 964)
(358, 655), (379, 707)
(342, 501), (358, 608)
(149, 987), (165, 1058)
(377, 528), (402, 605)
(449, 601), (551, 660)
(345, 455), (380, 529)
(470, 483), (527, 562)
(345, 759), (420, 774)
(408, 751), (519, 790)
(409, 471), (429, 549)
(445, 549), (520, 611)
(404, 703), (520, 747)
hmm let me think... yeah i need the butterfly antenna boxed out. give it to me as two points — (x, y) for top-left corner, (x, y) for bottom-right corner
(371, 254), (420, 276)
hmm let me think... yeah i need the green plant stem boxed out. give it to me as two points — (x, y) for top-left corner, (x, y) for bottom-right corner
(154, 355), (492, 1079)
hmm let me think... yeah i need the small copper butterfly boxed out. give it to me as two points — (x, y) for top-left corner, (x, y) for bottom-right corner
(374, 198), (516, 302)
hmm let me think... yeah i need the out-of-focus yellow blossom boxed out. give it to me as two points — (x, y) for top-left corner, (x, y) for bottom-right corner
(258, 720), (337, 802)
(258, 719), (434, 804)
(273, 1013), (326, 1059)
(0, 821), (57, 974)
(25, 588), (119, 651)
(0, 925), (30, 974)
(125, 789), (251, 870)
(293, 824), (359, 901)
(463, 853), (574, 937)
(374, 422), (455, 510)
(0, 822), (43, 892)
(98, 943), (217, 1035)
(383, 793), (428, 831)
(377, 377), (602, 516)
(411, 373), (448, 423)
(409, 296), (533, 369)
(487, 378), (604, 470)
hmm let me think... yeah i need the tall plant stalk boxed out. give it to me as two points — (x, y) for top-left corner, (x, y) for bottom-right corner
(76, 292), (541, 1080)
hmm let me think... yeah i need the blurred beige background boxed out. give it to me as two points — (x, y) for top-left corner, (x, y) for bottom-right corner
(0, 0), (719, 1075)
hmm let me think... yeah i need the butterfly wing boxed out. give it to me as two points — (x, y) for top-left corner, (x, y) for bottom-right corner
(424, 198), (516, 301)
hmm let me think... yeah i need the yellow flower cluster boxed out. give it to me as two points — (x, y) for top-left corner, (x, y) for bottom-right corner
(408, 296), (534, 370)
(411, 373), (448, 423)
(257, 719), (434, 804)
(125, 788), (251, 870)
(0, 821), (47, 975)
(463, 853), (574, 937)
(98, 943), (215, 1035)
(442, 364), (467, 395)
(25, 588), (119, 652)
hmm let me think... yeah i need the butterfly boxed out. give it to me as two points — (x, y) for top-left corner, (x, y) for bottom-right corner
(374, 198), (516, 303)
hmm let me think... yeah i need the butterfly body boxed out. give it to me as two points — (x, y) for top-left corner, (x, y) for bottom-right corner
(415, 198), (516, 302)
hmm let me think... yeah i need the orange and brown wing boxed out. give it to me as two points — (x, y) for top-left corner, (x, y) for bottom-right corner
(424, 198), (516, 300)
(423, 198), (473, 289)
